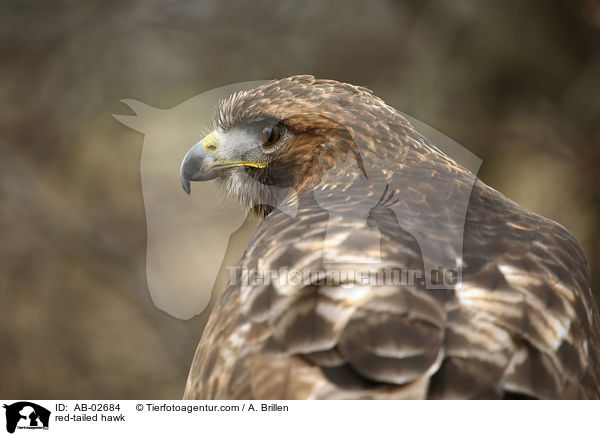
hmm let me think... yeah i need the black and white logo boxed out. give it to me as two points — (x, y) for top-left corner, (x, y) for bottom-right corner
(3, 402), (50, 434)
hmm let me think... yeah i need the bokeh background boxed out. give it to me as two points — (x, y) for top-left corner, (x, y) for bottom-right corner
(1, 0), (599, 399)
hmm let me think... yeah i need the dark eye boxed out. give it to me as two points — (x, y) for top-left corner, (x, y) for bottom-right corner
(260, 124), (281, 147)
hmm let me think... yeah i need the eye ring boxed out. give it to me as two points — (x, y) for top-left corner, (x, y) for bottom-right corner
(260, 124), (281, 147)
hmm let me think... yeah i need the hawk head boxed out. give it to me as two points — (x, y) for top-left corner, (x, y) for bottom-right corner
(179, 76), (399, 215)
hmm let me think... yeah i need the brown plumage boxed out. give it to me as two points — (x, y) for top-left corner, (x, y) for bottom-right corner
(180, 75), (600, 399)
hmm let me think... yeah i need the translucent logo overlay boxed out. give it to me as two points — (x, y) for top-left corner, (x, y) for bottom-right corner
(113, 80), (481, 320)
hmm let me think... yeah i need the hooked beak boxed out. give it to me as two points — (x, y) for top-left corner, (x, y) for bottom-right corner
(180, 135), (219, 195)
(180, 132), (268, 195)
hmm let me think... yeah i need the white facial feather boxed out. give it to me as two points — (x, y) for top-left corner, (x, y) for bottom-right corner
(214, 128), (260, 161)
(216, 125), (294, 211)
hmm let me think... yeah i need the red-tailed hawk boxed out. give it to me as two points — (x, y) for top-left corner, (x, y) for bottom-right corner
(180, 75), (600, 399)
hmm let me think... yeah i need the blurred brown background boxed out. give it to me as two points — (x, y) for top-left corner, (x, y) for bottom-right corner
(1, 0), (599, 399)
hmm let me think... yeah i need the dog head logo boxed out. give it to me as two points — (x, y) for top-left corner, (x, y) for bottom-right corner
(113, 80), (482, 319)
(3, 402), (50, 434)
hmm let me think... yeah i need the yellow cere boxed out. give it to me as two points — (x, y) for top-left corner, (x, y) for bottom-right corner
(202, 132), (219, 155)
